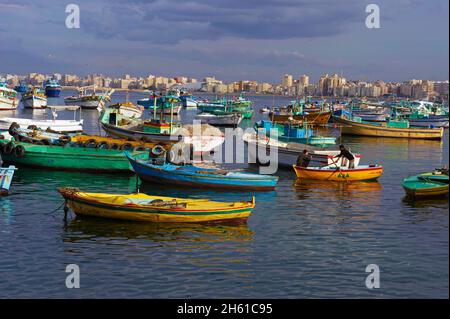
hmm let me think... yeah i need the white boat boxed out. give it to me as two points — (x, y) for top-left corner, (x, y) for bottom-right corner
(108, 102), (143, 119)
(184, 98), (198, 109)
(22, 88), (47, 109)
(0, 105), (84, 133)
(0, 83), (19, 111)
(195, 112), (242, 127)
(64, 86), (114, 110)
(243, 132), (361, 168)
(0, 165), (17, 195)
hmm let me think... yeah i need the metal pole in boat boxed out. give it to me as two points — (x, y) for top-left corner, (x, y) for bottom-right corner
(153, 92), (157, 120)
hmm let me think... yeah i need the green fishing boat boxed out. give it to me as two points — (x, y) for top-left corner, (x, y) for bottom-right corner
(402, 171), (449, 198)
(0, 138), (150, 173)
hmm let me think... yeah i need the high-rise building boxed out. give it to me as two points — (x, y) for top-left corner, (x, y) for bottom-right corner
(282, 74), (293, 88)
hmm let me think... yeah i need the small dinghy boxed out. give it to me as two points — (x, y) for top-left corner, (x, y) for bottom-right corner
(58, 187), (255, 223)
(293, 164), (383, 182)
(402, 169), (449, 198)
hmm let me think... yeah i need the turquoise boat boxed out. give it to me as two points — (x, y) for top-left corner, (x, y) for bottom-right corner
(254, 120), (336, 147)
(402, 171), (449, 198)
(126, 152), (278, 191)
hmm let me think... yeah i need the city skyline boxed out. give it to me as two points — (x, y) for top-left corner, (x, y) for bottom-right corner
(0, 0), (448, 82)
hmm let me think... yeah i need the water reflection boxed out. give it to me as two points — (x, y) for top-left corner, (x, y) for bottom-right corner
(63, 217), (253, 244)
(0, 198), (14, 226)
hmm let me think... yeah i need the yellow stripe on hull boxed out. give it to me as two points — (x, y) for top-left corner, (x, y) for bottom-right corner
(293, 166), (383, 181)
(66, 200), (252, 223)
(405, 186), (449, 197)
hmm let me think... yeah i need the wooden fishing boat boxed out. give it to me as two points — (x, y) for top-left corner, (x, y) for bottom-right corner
(126, 153), (278, 191)
(21, 87), (47, 109)
(0, 83), (19, 111)
(334, 116), (444, 139)
(293, 164), (383, 182)
(100, 107), (224, 154)
(254, 120), (336, 147)
(108, 102), (143, 119)
(58, 187), (255, 223)
(402, 172), (449, 198)
(0, 138), (151, 172)
(269, 110), (332, 125)
(195, 112), (243, 127)
(64, 86), (114, 110)
(0, 165), (17, 195)
(243, 132), (361, 168)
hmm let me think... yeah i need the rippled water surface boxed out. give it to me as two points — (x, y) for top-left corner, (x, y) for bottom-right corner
(0, 92), (448, 298)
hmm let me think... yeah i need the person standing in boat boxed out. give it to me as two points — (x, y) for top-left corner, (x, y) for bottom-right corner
(334, 144), (355, 169)
(296, 150), (312, 168)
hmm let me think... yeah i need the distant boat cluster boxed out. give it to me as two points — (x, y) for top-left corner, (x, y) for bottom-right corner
(0, 82), (448, 219)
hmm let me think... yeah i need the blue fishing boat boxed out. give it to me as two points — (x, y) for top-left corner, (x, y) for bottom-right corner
(14, 81), (28, 93)
(255, 120), (336, 147)
(44, 79), (62, 97)
(126, 152), (278, 191)
(0, 165), (17, 195)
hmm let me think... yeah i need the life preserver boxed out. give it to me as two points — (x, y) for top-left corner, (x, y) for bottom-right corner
(59, 135), (71, 143)
(97, 142), (110, 149)
(151, 145), (166, 157)
(27, 125), (38, 130)
(83, 139), (97, 148)
(120, 143), (133, 151)
(110, 143), (120, 150)
(3, 142), (14, 154)
(8, 122), (20, 136)
(41, 139), (51, 145)
(13, 145), (26, 157)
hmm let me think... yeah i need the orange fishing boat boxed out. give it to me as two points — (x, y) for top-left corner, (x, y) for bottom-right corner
(293, 164), (383, 182)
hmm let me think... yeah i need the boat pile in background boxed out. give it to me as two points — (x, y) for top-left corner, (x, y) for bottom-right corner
(0, 86), (448, 219)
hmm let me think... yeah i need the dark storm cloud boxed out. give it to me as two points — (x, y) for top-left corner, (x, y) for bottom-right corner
(82, 0), (363, 44)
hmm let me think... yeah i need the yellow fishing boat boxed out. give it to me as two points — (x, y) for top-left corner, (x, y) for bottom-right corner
(334, 116), (444, 140)
(58, 187), (255, 223)
(293, 165), (383, 181)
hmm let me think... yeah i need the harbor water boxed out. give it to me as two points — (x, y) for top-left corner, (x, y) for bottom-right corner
(0, 91), (448, 298)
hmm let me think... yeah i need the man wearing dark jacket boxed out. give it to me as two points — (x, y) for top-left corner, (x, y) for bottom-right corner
(334, 144), (355, 168)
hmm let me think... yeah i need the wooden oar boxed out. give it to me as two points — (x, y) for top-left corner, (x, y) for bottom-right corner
(329, 156), (349, 183)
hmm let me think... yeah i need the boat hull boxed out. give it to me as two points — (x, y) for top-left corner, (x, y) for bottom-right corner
(0, 97), (19, 110)
(402, 174), (449, 198)
(195, 114), (242, 127)
(243, 133), (360, 168)
(58, 188), (254, 223)
(270, 111), (331, 125)
(0, 140), (148, 172)
(22, 95), (47, 109)
(334, 116), (444, 139)
(0, 165), (16, 195)
(45, 87), (61, 97)
(64, 98), (103, 109)
(128, 155), (277, 191)
(293, 165), (383, 181)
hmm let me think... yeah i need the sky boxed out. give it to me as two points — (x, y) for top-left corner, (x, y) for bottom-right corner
(0, 0), (448, 83)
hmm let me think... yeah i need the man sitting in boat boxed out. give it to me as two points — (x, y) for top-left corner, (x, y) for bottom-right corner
(334, 144), (355, 169)
(296, 150), (311, 168)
